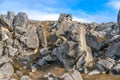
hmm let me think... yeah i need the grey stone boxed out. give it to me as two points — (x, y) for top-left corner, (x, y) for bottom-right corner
(0, 14), (13, 31)
(0, 30), (9, 41)
(52, 26), (93, 69)
(96, 59), (114, 72)
(58, 13), (72, 23)
(62, 41), (79, 57)
(0, 55), (10, 65)
(0, 63), (14, 80)
(20, 75), (31, 80)
(106, 42), (120, 59)
(61, 70), (83, 80)
(7, 11), (15, 21)
(92, 22), (118, 39)
(15, 26), (26, 35)
(52, 47), (63, 61)
(6, 37), (13, 46)
(103, 35), (120, 45)
(37, 55), (53, 66)
(39, 48), (48, 56)
(8, 46), (18, 56)
(31, 65), (37, 72)
(61, 73), (73, 80)
(55, 22), (72, 36)
(111, 64), (120, 75)
(20, 25), (39, 49)
(52, 42), (77, 70)
(86, 34), (102, 51)
(14, 12), (28, 29)
(105, 57), (116, 65)
(88, 69), (101, 75)
(65, 23), (81, 42)
(78, 67), (88, 74)
(44, 72), (58, 80)
(65, 23), (93, 67)
(76, 53), (86, 69)
(89, 22), (99, 32)
(95, 22), (115, 31)
(71, 70), (83, 80)
(37, 26), (47, 48)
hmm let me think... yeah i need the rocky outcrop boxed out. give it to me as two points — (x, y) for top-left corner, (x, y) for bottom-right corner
(58, 13), (72, 23)
(1, 10), (120, 80)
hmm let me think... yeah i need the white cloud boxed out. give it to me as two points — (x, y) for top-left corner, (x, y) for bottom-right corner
(107, 0), (120, 10)
(73, 17), (92, 23)
(27, 11), (59, 21)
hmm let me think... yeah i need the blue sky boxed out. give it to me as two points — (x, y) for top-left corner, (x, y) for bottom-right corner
(0, 0), (120, 23)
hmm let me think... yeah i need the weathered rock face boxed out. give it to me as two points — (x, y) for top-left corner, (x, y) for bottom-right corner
(106, 42), (120, 59)
(52, 41), (80, 70)
(0, 55), (10, 65)
(51, 22), (93, 71)
(19, 24), (39, 49)
(0, 14), (14, 31)
(50, 13), (73, 37)
(0, 63), (14, 80)
(7, 11), (15, 21)
(14, 12), (28, 29)
(96, 59), (114, 72)
(111, 64), (120, 75)
(86, 34), (102, 51)
(37, 55), (53, 66)
(58, 13), (72, 23)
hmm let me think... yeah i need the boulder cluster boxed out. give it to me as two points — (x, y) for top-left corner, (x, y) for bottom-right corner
(0, 11), (120, 80)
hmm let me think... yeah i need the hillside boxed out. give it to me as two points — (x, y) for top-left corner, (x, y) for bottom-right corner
(0, 11), (120, 80)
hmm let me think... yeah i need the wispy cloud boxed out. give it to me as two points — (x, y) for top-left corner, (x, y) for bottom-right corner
(107, 0), (120, 10)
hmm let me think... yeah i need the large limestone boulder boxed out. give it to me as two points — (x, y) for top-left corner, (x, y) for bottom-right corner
(13, 12), (28, 34)
(96, 59), (114, 72)
(86, 34), (102, 51)
(19, 24), (39, 49)
(7, 11), (15, 22)
(52, 23), (93, 70)
(0, 55), (10, 65)
(50, 13), (73, 36)
(0, 14), (14, 31)
(14, 12), (28, 29)
(58, 13), (72, 23)
(65, 23), (93, 67)
(0, 63), (14, 80)
(105, 42), (120, 59)
(52, 43), (76, 70)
